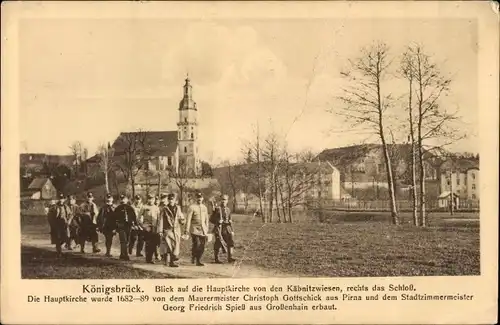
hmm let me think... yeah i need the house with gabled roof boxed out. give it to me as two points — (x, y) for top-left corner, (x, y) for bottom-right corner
(22, 177), (58, 200)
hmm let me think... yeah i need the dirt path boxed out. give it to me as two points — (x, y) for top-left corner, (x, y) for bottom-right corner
(22, 237), (296, 279)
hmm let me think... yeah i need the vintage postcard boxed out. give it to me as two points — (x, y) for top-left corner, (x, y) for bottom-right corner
(1, 1), (498, 324)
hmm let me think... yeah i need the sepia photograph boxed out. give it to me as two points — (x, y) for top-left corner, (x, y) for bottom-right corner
(2, 2), (498, 324)
(17, 14), (483, 281)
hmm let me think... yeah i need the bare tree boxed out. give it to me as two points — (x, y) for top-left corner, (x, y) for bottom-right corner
(242, 123), (266, 223)
(332, 41), (399, 225)
(69, 141), (84, 177)
(170, 158), (190, 208)
(96, 142), (115, 194)
(261, 130), (283, 223)
(400, 49), (419, 226)
(113, 130), (153, 198)
(404, 44), (462, 227)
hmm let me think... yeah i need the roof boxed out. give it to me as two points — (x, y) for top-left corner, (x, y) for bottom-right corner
(438, 191), (459, 199)
(111, 131), (178, 157)
(287, 161), (337, 174)
(20, 153), (75, 166)
(440, 158), (479, 173)
(28, 177), (51, 190)
(316, 143), (439, 169)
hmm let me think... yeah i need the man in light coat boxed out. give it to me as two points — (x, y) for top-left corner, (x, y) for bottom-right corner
(184, 192), (209, 266)
(140, 194), (161, 264)
(157, 193), (185, 267)
(129, 194), (145, 257)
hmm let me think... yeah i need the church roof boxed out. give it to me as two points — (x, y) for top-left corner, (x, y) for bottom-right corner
(112, 131), (178, 157)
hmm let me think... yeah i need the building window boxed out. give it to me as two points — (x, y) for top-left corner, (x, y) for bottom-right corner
(472, 184), (476, 190)
(178, 131), (181, 139)
(184, 118), (187, 122)
(457, 177), (460, 185)
(184, 146), (187, 153)
(472, 194), (476, 199)
(447, 180), (450, 186)
(191, 132), (194, 139)
(472, 173), (475, 180)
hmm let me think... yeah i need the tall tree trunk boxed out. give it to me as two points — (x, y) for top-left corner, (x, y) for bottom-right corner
(407, 75), (418, 226)
(449, 169), (454, 216)
(379, 128), (398, 224)
(410, 145), (418, 226)
(268, 174), (274, 223)
(274, 178), (281, 223)
(104, 170), (110, 194)
(418, 144), (426, 227)
(158, 173), (162, 197)
(278, 184), (287, 222)
(256, 126), (265, 223)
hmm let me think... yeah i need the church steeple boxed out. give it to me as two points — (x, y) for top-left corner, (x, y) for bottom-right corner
(177, 75), (200, 176)
(179, 73), (196, 110)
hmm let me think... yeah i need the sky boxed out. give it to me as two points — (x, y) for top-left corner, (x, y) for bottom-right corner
(18, 18), (478, 164)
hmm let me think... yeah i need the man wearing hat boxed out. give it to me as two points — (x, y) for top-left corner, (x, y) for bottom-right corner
(79, 192), (101, 253)
(65, 195), (81, 250)
(48, 194), (71, 257)
(210, 194), (236, 263)
(97, 193), (117, 257)
(185, 192), (209, 266)
(140, 193), (161, 263)
(157, 193), (185, 267)
(114, 194), (138, 260)
(128, 194), (145, 257)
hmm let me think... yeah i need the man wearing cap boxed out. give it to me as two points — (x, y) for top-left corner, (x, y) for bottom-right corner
(185, 192), (209, 266)
(157, 193), (185, 267)
(65, 195), (80, 250)
(97, 194), (117, 257)
(210, 194), (237, 263)
(79, 192), (101, 253)
(128, 195), (145, 257)
(140, 193), (161, 263)
(47, 194), (71, 257)
(114, 194), (138, 260)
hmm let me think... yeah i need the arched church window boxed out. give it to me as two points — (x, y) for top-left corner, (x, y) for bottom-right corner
(184, 118), (187, 123)
(184, 146), (187, 153)
(191, 132), (194, 139)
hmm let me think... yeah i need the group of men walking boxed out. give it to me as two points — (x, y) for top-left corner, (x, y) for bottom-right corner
(46, 191), (236, 267)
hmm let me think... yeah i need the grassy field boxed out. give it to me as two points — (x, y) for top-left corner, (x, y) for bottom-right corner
(21, 246), (176, 279)
(21, 210), (480, 277)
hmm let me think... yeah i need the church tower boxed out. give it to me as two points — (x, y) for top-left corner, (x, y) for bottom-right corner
(177, 75), (200, 176)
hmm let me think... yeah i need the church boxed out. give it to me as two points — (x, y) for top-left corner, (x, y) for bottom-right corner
(110, 76), (201, 176)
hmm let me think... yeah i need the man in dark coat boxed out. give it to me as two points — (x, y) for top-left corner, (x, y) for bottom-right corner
(210, 194), (236, 263)
(79, 192), (101, 253)
(65, 195), (80, 250)
(114, 194), (137, 260)
(97, 193), (117, 257)
(48, 194), (70, 257)
(46, 199), (57, 244)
